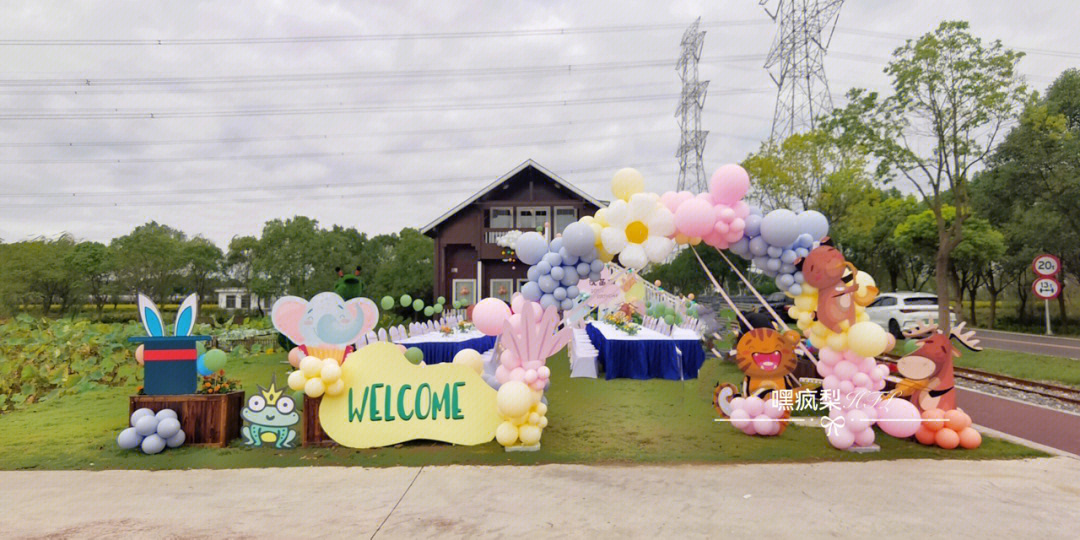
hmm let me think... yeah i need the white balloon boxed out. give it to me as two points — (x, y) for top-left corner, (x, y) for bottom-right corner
(605, 199), (631, 227)
(643, 236), (674, 263)
(600, 227), (629, 254)
(618, 244), (648, 269)
(647, 206), (676, 238)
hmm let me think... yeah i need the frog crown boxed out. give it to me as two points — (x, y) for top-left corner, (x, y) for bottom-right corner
(259, 376), (284, 406)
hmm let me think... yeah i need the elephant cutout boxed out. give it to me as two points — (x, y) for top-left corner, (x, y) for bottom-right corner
(271, 292), (379, 350)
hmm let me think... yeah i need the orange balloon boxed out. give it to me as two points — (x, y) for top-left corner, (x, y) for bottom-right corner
(958, 427), (982, 449)
(135, 344), (145, 366)
(922, 408), (945, 431)
(287, 347), (304, 368)
(914, 426), (937, 446)
(935, 427), (960, 449)
(944, 409), (971, 432)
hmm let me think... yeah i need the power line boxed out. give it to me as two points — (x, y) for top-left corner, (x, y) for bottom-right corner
(834, 26), (1080, 60)
(0, 54), (765, 88)
(0, 20), (771, 46)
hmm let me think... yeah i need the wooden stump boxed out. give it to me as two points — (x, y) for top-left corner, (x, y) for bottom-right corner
(129, 392), (243, 448)
(303, 395), (336, 447)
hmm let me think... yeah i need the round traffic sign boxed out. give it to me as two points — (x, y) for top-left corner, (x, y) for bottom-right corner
(1033, 254), (1061, 277)
(1033, 276), (1061, 300)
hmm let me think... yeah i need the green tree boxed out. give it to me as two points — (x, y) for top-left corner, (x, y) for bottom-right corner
(67, 241), (115, 317)
(828, 21), (1028, 330)
(249, 217), (369, 301)
(363, 228), (434, 310)
(110, 222), (187, 304)
(6, 236), (79, 314)
(183, 237), (223, 306)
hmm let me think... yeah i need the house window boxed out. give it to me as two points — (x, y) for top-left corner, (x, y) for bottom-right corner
(516, 206), (549, 231)
(488, 207), (513, 228)
(225, 295), (236, 309)
(452, 279), (476, 307)
(239, 294), (250, 309)
(516, 278), (529, 293)
(490, 279), (513, 303)
(554, 206), (577, 234)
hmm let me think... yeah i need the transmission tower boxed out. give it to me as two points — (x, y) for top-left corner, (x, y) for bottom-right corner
(760, 0), (844, 141)
(676, 18), (709, 193)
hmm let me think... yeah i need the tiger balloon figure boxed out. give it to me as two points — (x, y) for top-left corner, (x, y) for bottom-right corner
(713, 327), (804, 419)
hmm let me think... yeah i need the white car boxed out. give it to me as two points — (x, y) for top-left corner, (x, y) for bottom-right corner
(865, 292), (958, 337)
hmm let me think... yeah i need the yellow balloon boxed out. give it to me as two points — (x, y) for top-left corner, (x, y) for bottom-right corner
(320, 361), (342, 384)
(287, 370), (308, 392)
(612, 168), (645, 201)
(518, 424), (542, 446)
(452, 348), (485, 375)
(300, 356), (323, 378)
(848, 321), (889, 357)
(496, 381), (535, 419)
(324, 379), (345, 397)
(528, 412), (541, 425)
(304, 377), (325, 398)
(495, 421), (519, 446)
(538, 416), (548, 428)
(826, 333), (847, 351)
(535, 402), (548, 416)
(594, 207), (610, 227)
(794, 296), (815, 311)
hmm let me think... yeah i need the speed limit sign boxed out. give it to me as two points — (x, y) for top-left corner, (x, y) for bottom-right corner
(1033, 254), (1061, 277)
(1033, 277), (1061, 300)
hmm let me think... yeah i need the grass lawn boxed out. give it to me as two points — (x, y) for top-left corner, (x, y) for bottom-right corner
(0, 349), (1042, 470)
(955, 348), (1080, 388)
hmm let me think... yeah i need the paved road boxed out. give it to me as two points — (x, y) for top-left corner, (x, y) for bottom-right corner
(974, 328), (1080, 359)
(3, 459), (1079, 539)
(958, 387), (1080, 455)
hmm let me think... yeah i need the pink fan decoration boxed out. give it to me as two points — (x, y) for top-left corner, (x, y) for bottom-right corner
(495, 301), (572, 391)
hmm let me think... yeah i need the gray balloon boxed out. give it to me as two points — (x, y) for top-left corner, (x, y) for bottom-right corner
(130, 407), (155, 427)
(166, 430), (186, 448)
(117, 427), (143, 450)
(141, 434), (167, 454)
(134, 415), (159, 437)
(154, 409), (178, 421)
(156, 417), (182, 440)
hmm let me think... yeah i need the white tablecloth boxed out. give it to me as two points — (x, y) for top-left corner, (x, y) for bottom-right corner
(590, 321), (700, 341)
(397, 330), (489, 344)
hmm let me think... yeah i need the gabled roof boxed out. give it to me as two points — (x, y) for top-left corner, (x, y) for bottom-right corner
(420, 159), (605, 234)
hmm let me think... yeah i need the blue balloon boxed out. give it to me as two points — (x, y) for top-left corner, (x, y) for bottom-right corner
(141, 434), (166, 455)
(765, 258), (782, 273)
(549, 237), (564, 254)
(589, 269), (603, 281)
(780, 249), (797, 264)
(558, 247), (579, 266)
(789, 284), (803, 296)
(542, 252), (563, 268)
(540, 294), (558, 309)
(794, 271), (805, 283)
(744, 214), (763, 237)
(760, 209), (801, 247)
(521, 281), (543, 301)
(156, 417), (181, 439)
(550, 266), (565, 281)
(561, 222), (597, 257)
(117, 427), (143, 450)
(795, 247), (810, 258)
(767, 245), (783, 259)
(780, 263), (796, 274)
(576, 262), (591, 276)
(527, 265), (541, 281)
(797, 210), (829, 241)
(796, 233), (815, 248)
(579, 247), (597, 263)
(535, 261), (552, 276)
(749, 236), (768, 257)
(560, 267), (579, 286)
(553, 287), (567, 301)
(538, 275), (558, 293)
(730, 237), (751, 258)
(590, 259), (605, 272)
(561, 298), (575, 311)
(196, 354), (212, 376)
(566, 285), (579, 299)
(515, 232), (549, 265)
(777, 273), (795, 289)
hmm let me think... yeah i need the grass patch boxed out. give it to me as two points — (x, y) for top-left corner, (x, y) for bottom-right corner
(0, 349), (1042, 470)
(955, 348), (1080, 388)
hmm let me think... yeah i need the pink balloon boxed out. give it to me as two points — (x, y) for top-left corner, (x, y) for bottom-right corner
(763, 398), (783, 418)
(845, 410), (871, 432)
(472, 298), (512, 336)
(730, 408), (751, 430)
(839, 380), (855, 395)
(819, 347), (842, 365)
(659, 191), (693, 213)
(877, 398), (922, 438)
(854, 427), (876, 447)
(817, 362), (834, 377)
(495, 364), (509, 383)
(834, 361), (857, 380)
(852, 373), (871, 389)
(715, 205), (736, 222)
(741, 424), (757, 436)
(732, 200), (750, 219)
(744, 396), (764, 417)
(500, 350), (521, 369)
(752, 414), (773, 434)
(822, 374), (839, 390)
(524, 369), (538, 383)
(529, 380), (546, 391)
(288, 347), (303, 368)
(538, 366), (550, 379)
(710, 164), (751, 205)
(674, 198), (716, 238)
(509, 367), (525, 381)
(510, 293), (526, 315)
(827, 427), (855, 449)
(522, 359), (543, 371)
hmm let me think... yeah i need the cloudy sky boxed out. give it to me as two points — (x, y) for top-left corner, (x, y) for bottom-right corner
(0, 1), (1076, 247)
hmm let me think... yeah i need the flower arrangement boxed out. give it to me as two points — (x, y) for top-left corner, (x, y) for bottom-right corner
(197, 371), (242, 394)
(604, 311), (640, 336)
(457, 321), (475, 333)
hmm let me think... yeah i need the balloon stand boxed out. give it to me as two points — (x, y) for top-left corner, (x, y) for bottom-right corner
(301, 395), (336, 447)
(845, 444), (880, 453)
(505, 444), (541, 453)
(128, 392), (244, 448)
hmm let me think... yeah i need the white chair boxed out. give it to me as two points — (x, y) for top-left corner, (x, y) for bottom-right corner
(366, 331), (378, 343)
(377, 328), (387, 342)
(569, 332), (599, 378)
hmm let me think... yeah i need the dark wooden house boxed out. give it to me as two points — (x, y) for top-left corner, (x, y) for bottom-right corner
(421, 160), (603, 305)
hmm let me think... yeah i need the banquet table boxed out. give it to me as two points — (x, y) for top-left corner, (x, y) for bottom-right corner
(585, 322), (705, 380)
(395, 331), (497, 365)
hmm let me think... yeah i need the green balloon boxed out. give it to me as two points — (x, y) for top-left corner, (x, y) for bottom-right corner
(646, 300), (653, 308)
(423, 306), (434, 317)
(404, 347), (424, 365)
(663, 314), (675, 325)
(380, 296), (395, 310)
(437, 296), (446, 305)
(902, 339), (919, 354)
(453, 301), (461, 309)
(400, 294), (412, 307)
(433, 304), (444, 314)
(412, 299), (424, 311)
(204, 349), (227, 372)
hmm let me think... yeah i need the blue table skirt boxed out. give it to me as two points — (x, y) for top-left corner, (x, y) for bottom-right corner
(586, 324), (704, 380)
(409, 335), (497, 365)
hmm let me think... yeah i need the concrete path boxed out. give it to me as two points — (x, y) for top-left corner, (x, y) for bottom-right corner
(975, 328), (1080, 359)
(3, 458), (1079, 539)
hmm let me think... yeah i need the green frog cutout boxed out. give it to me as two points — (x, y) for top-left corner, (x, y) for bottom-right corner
(241, 377), (299, 448)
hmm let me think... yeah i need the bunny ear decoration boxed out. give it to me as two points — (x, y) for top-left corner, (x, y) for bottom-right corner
(174, 294), (198, 337)
(137, 293), (165, 337)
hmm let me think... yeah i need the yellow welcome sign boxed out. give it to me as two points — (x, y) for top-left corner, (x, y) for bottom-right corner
(318, 342), (502, 448)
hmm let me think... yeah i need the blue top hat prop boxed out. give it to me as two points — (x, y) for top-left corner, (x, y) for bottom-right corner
(129, 293), (209, 395)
